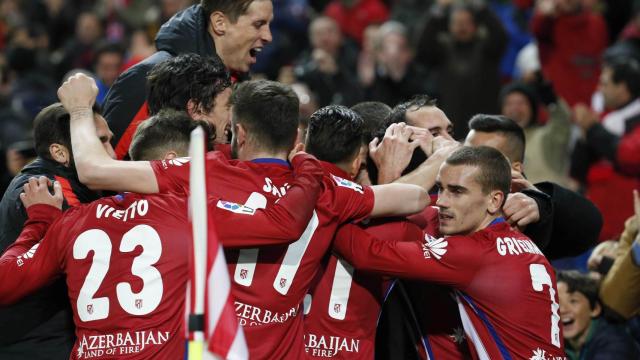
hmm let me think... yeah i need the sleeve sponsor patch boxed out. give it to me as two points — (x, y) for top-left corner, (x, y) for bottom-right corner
(161, 157), (191, 169)
(331, 174), (364, 194)
(216, 200), (256, 215)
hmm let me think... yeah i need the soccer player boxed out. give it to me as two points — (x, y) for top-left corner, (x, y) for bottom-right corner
(301, 105), (441, 359)
(333, 146), (565, 359)
(58, 74), (428, 358)
(0, 130), (327, 359)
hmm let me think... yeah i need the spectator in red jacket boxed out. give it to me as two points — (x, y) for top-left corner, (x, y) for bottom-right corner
(571, 57), (640, 241)
(531, 0), (608, 106)
(324, 0), (389, 45)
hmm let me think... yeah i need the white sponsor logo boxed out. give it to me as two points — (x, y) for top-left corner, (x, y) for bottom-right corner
(216, 200), (256, 215)
(304, 333), (361, 358)
(161, 157), (190, 169)
(422, 234), (448, 260)
(331, 175), (363, 194)
(234, 301), (299, 327)
(16, 243), (40, 267)
(75, 330), (170, 359)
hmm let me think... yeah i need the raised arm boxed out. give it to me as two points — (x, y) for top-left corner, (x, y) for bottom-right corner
(58, 73), (159, 194)
(216, 153), (326, 247)
(0, 177), (65, 305)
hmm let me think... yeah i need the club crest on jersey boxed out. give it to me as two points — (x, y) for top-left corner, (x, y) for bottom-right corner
(331, 174), (363, 194)
(16, 243), (39, 267)
(216, 200), (256, 215)
(422, 234), (448, 260)
(529, 348), (566, 360)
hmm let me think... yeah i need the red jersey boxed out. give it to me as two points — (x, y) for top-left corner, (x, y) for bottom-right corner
(151, 157), (375, 359)
(0, 194), (191, 360)
(303, 219), (418, 359)
(333, 220), (565, 360)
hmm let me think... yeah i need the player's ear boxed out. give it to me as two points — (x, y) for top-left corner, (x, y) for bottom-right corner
(487, 190), (504, 215)
(186, 100), (200, 119)
(236, 123), (247, 146)
(349, 153), (362, 179)
(210, 11), (227, 36)
(512, 161), (524, 174)
(163, 151), (179, 161)
(49, 143), (71, 167)
(591, 302), (602, 318)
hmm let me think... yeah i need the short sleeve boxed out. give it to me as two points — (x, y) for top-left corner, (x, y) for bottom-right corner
(149, 158), (191, 194)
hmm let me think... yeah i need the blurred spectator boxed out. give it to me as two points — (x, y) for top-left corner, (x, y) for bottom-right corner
(571, 57), (640, 240)
(416, 1), (507, 139)
(93, 41), (125, 105)
(55, 11), (104, 81)
(557, 270), (640, 359)
(324, 0), (389, 45)
(599, 191), (640, 320)
(389, 0), (433, 42)
(531, 0), (608, 106)
(356, 24), (379, 88)
(5, 46), (57, 121)
(500, 78), (573, 186)
(367, 21), (434, 107)
(5, 140), (35, 177)
(295, 16), (363, 106)
(488, 0), (534, 81)
(252, 0), (310, 79)
(121, 28), (156, 71)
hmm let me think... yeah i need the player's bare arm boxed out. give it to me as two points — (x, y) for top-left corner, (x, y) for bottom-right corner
(369, 183), (429, 217)
(58, 73), (159, 194)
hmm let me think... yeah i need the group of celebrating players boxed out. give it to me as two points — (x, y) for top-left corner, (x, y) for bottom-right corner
(0, 47), (567, 360)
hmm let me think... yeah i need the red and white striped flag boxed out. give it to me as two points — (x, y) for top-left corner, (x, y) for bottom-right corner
(188, 126), (248, 360)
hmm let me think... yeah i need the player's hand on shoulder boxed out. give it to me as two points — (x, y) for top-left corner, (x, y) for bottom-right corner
(289, 143), (324, 178)
(503, 192), (540, 230)
(20, 176), (63, 210)
(57, 72), (98, 112)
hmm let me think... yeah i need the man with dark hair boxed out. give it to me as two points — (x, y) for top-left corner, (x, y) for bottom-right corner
(146, 53), (232, 144)
(335, 146), (565, 359)
(467, 114), (526, 172)
(305, 105), (364, 166)
(301, 105), (438, 359)
(557, 270), (640, 359)
(59, 73), (428, 358)
(351, 101), (392, 143)
(128, 109), (216, 161)
(103, 0), (273, 159)
(465, 114), (602, 259)
(93, 41), (125, 105)
(0, 102), (114, 359)
(0, 121), (330, 359)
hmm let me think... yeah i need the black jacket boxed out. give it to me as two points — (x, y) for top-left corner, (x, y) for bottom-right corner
(565, 317), (640, 360)
(0, 157), (98, 358)
(102, 4), (219, 158)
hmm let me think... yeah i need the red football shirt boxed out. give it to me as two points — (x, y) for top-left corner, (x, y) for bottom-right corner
(303, 218), (420, 359)
(0, 194), (191, 360)
(333, 220), (565, 360)
(151, 156), (375, 359)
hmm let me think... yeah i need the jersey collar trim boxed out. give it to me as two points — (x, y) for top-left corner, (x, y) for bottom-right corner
(250, 158), (291, 167)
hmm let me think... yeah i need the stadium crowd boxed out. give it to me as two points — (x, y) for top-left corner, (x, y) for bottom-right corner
(1, 0), (640, 359)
